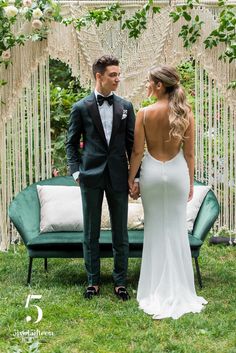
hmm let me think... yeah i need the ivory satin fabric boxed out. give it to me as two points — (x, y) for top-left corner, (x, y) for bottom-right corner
(137, 151), (207, 319)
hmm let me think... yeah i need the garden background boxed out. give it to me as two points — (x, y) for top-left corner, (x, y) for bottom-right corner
(0, 1), (235, 352)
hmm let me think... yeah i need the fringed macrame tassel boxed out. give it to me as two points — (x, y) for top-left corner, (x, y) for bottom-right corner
(0, 60), (51, 249)
(0, 1), (236, 249)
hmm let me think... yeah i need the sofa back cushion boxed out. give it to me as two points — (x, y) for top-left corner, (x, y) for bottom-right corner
(187, 185), (210, 232)
(37, 185), (83, 233)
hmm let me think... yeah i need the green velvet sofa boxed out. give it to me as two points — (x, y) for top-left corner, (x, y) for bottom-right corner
(8, 176), (220, 287)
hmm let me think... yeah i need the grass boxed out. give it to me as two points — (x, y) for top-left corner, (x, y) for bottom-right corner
(0, 242), (235, 353)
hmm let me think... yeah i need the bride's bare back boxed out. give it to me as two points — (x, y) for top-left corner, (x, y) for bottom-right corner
(129, 96), (194, 201)
(143, 101), (183, 162)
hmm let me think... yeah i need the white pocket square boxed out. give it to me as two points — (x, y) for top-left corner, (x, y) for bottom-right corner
(122, 110), (128, 120)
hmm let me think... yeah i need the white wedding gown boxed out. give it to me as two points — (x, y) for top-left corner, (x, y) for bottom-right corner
(137, 150), (207, 319)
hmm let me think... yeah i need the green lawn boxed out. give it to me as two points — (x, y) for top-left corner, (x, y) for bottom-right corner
(0, 242), (235, 353)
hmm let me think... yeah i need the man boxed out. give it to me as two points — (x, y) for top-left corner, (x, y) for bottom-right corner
(66, 55), (139, 300)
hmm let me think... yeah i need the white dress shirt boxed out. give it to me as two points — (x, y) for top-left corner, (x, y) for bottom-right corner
(94, 89), (114, 144)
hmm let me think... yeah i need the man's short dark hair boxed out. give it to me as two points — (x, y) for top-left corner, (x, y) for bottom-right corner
(92, 55), (119, 78)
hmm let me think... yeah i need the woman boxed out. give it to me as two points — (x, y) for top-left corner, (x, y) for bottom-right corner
(128, 66), (207, 319)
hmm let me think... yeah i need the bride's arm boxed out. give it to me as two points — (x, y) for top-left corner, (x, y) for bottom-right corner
(128, 110), (145, 189)
(183, 113), (195, 201)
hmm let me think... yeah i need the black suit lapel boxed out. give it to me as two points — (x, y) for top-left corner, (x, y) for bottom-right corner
(109, 95), (123, 147)
(85, 93), (108, 147)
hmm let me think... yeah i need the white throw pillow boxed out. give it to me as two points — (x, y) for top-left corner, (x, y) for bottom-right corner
(37, 185), (83, 233)
(101, 196), (110, 230)
(128, 199), (144, 229)
(100, 196), (144, 230)
(187, 185), (210, 232)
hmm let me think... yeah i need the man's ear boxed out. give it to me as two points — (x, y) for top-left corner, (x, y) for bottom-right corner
(96, 72), (102, 81)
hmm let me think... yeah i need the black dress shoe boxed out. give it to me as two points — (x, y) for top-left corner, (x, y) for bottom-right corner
(114, 287), (130, 301)
(84, 286), (99, 299)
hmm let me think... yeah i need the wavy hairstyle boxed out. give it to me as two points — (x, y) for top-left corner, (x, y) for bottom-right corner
(149, 65), (191, 141)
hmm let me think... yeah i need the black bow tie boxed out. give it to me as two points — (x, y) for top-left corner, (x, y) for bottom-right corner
(97, 94), (114, 106)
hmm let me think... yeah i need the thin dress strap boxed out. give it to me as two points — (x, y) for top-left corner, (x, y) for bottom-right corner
(143, 108), (147, 128)
(142, 108), (148, 146)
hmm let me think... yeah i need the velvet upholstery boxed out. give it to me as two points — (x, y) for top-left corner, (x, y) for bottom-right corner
(8, 176), (220, 286)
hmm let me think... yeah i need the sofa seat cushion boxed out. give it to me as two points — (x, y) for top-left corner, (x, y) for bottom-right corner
(27, 230), (200, 252)
(27, 230), (145, 250)
(27, 232), (84, 250)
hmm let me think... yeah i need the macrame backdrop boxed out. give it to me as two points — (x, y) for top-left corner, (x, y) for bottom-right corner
(0, 0), (235, 250)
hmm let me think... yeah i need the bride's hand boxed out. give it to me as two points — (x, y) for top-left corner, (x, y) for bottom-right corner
(130, 182), (140, 200)
(188, 184), (194, 201)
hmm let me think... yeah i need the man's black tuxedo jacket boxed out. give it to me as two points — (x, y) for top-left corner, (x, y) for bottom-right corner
(66, 92), (137, 191)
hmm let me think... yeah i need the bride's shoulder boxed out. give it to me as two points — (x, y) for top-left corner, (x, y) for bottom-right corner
(138, 103), (156, 113)
(139, 103), (161, 114)
(137, 107), (146, 115)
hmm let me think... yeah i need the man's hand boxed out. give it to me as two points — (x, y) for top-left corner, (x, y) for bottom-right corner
(76, 178), (80, 185)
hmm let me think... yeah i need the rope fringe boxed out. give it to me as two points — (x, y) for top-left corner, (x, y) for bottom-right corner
(0, 2), (235, 249)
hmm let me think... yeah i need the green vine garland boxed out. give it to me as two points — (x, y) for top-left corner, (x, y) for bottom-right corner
(0, 0), (235, 88)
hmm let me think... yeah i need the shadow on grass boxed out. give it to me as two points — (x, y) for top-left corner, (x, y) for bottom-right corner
(8, 256), (141, 290)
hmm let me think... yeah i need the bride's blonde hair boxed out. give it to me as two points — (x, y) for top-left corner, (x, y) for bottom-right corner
(149, 65), (191, 141)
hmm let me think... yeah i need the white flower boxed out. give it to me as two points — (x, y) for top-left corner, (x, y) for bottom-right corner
(32, 19), (43, 29)
(4, 5), (18, 18)
(19, 7), (29, 15)
(1, 50), (11, 61)
(23, 0), (32, 8)
(44, 7), (53, 17)
(32, 8), (43, 19)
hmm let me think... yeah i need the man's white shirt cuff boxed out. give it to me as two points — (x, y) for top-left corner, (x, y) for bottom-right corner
(73, 171), (80, 181)
(134, 178), (139, 183)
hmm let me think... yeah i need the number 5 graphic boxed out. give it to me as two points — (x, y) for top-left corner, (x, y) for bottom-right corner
(25, 295), (43, 323)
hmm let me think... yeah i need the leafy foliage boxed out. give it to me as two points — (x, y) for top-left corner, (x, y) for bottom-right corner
(178, 15), (204, 49)
(122, 0), (160, 39)
(204, 1), (236, 63)
(227, 80), (236, 90)
(0, 0), (62, 55)
(170, 0), (235, 88)
(63, 3), (125, 30)
(140, 96), (157, 108)
(49, 59), (90, 175)
(170, 0), (204, 49)
(63, 0), (160, 39)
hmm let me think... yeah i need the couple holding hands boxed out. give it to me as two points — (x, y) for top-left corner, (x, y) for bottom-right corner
(66, 55), (207, 320)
